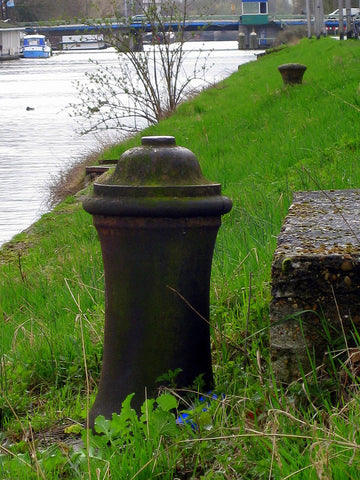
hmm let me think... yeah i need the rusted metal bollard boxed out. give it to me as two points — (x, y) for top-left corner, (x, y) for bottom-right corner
(83, 136), (232, 427)
(278, 63), (307, 85)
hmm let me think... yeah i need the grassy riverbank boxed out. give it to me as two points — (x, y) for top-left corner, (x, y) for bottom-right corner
(1, 37), (360, 478)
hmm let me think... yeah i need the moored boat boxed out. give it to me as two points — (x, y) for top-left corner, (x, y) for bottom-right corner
(61, 34), (107, 50)
(23, 34), (52, 58)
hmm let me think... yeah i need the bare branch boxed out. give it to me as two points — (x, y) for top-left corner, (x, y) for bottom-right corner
(69, 0), (212, 136)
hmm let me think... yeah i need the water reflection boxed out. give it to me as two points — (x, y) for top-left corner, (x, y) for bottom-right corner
(0, 42), (258, 247)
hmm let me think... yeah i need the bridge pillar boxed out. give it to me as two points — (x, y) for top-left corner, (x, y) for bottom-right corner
(213, 30), (222, 41)
(132, 32), (143, 52)
(238, 21), (282, 49)
(249, 30), (258, 48)
(238, 24), (249, 48)
(238, 32), (246, 49)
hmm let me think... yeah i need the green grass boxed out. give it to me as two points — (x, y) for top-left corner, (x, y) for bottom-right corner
(1, 37), (360, 478)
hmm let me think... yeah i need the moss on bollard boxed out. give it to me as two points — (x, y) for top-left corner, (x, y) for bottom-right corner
(83, 136), (232, 428)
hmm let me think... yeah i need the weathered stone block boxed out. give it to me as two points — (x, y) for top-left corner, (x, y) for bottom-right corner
(270, 190), (360, 383)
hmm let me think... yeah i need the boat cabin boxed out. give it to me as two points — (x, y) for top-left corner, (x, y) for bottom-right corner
(23, 34), (47, 48)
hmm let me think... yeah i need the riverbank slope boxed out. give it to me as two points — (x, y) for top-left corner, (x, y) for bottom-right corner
(1, 37), (360, 478)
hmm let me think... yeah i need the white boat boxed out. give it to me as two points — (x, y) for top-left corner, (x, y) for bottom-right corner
(61, 34), (107, 50)
(23, 34), (52, 58)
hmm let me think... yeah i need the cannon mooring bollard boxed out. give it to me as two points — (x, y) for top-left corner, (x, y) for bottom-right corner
(278, 63), (307, 85)
(83, 136), (232, 428)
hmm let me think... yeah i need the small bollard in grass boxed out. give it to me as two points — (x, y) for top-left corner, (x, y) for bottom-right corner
(83, 135), (232, 429)
(278, 63), (307, 85)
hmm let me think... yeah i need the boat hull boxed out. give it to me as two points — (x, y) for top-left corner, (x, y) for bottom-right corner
(23, 48), (51, 58)
(61, 34), (107, 51)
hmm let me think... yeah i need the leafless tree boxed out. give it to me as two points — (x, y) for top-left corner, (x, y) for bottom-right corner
(70, 0), (213, 136)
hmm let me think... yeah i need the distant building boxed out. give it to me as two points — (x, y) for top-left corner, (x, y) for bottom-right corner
(142, 0), (162, 7)
(0, 21), (23, 60)
(142, 0), (168, 14)
(241, 0), (269, 24)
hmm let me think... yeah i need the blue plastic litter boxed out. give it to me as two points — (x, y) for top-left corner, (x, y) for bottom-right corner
(176, 392), (223, 429)
(176, 413), (197, 429)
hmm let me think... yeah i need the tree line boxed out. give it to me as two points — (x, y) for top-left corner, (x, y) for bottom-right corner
(9, 0), (115, 22)
(8, 0), (343, 23)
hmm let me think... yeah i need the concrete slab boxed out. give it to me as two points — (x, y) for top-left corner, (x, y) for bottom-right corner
(270, 190), (360, 383)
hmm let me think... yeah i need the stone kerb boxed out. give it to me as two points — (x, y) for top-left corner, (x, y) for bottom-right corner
(270, 190), (360, 383)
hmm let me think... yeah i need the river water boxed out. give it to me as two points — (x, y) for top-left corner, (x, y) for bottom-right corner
(0, 41), (259, 247)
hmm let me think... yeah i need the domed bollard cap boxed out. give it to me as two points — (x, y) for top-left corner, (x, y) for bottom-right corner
(83, 135), (232, 217)
(83, 136), (232, 427)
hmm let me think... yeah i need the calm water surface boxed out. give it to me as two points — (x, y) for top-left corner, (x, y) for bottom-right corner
(0, 42), (259, 247)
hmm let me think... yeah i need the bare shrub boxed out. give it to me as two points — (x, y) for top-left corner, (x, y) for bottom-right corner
(70, 0), (212, 136)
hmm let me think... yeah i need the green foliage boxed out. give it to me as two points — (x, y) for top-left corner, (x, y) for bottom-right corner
(1, 38), (360, 478)
(156, 367), (183, 388)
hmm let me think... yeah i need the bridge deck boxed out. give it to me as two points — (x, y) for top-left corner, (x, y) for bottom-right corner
(23, 13), (352, 35)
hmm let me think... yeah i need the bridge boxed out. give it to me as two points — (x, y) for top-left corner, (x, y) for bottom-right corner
(24, 14), (356, 50)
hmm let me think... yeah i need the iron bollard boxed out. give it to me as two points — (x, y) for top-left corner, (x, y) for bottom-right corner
(83, 136), (232, 428)
(278, 63), (307, 85)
